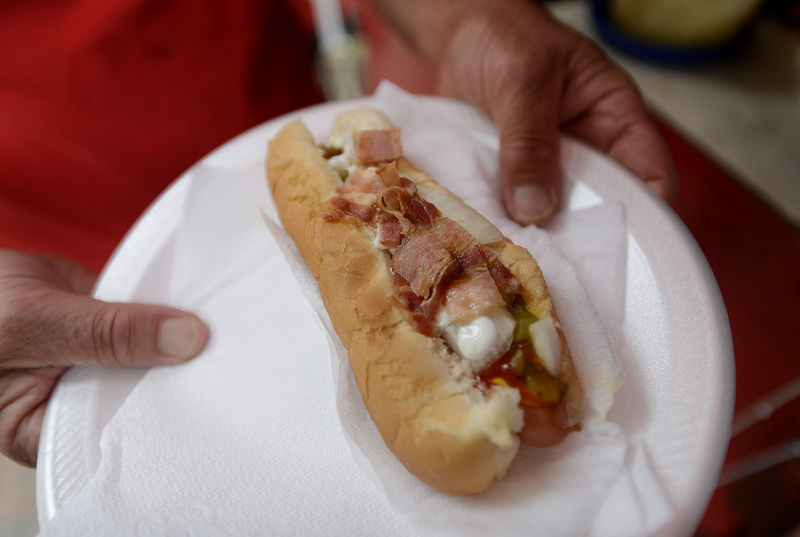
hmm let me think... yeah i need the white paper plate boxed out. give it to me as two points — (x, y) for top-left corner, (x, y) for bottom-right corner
(36, 95), (734, 536)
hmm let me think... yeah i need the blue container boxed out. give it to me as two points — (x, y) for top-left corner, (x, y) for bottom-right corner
(591, 0), (753, 64)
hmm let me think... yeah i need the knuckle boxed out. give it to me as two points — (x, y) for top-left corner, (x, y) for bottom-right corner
(501, 131), (559, 179)
(89, 305), (137, 367)
(491, 49), (557, 101)
(504, 132), (558, 162)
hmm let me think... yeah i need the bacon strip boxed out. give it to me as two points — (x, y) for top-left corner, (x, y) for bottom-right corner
(354, 128), (402, 166)
(392, 273), (441, 337)
(327, 161), (521, 332)
(328, 197), (374, 223)
(393, 226), (460, 299)
(339, 168), (380, 195)
(375, 162), (408, 190)
(477, 243), (520, 296)
(428, 219), (520, 295)
(392, 218), (521, 331)
(373, 211), (405, 248)
(329, 161), (438, 248)
(444, 270), (505, 322)
(378, 186), (439, 227)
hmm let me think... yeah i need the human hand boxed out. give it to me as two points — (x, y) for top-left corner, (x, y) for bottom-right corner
(436, 1), (677, 225)
(0, 250), (208, 466)
(370, 0), (677, 225)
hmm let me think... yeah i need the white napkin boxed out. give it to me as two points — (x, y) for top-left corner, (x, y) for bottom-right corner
(38, 82), (672, 537)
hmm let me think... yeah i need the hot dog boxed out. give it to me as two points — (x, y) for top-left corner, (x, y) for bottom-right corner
(266, 107), (583, 494)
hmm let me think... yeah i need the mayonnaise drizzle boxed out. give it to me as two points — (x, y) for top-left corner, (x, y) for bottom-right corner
(439, 307), (516, 373)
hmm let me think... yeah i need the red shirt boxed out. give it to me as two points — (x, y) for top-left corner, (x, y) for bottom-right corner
(0, 0), (322, 271)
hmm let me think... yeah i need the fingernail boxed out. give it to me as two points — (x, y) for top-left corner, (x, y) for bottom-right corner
(158, 317), (205, 360)
(513, 184), (555, 225)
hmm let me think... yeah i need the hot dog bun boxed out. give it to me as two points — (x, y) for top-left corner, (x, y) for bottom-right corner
(266, 108), (582, 494)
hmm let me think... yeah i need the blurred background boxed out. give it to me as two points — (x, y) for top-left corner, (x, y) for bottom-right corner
(2, 0), (798, 535)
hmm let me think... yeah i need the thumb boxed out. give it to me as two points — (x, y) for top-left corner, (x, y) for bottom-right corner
(495, 84), (563, 227)
(4, 293), (208, 369)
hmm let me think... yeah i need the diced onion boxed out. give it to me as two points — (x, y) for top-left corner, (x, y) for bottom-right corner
(416, 183), (503, 245)
(441, 307), (516, 373)
(530, 318), (562, 377)
(329, 108), (395, 148)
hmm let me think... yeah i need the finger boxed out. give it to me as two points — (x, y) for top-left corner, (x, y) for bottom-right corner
(608, 118), (678, 202)
(0, 292), (209, 369)
(561, 56), (678, 201)
(494, 74), (563, 226)
(618, 125), (677, 201)
(565, 102), (678, 202)
(0, 368), (62, 467)
(433, 7), (567, 227)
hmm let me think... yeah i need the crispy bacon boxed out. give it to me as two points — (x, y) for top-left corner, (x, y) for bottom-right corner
(392, 273), (442, 337)
(391, 218), (521, 331)
(477, 243), (521, 295)
(444, 270), (506, 322)
(339, 168), (380, 195)
(427, 219), (479, 266)
(377, 162), (418, 194)
(329, 196), (374, 223)
(326, 149), (521, 333)
(429, 219), (520, 295)
(329, 161), (436, 247)
(393, 226), (460, 298)
(354, 128), (402, 166)
(325, 195), (417, 248)
(373, 211), (404, 248)
(378, 187), (439, 227)
(405, 196), (439, 226)
(376, 162), (401, 188)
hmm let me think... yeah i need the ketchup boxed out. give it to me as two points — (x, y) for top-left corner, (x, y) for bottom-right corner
(479, 339), (563, 407)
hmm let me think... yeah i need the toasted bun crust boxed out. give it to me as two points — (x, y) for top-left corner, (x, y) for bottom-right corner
(266, 112), (581, 494)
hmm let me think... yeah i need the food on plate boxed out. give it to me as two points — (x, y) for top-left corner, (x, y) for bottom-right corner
(266, 107), (582, 494)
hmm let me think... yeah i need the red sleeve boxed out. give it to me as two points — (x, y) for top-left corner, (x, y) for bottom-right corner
(0, 0), (323, 270)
